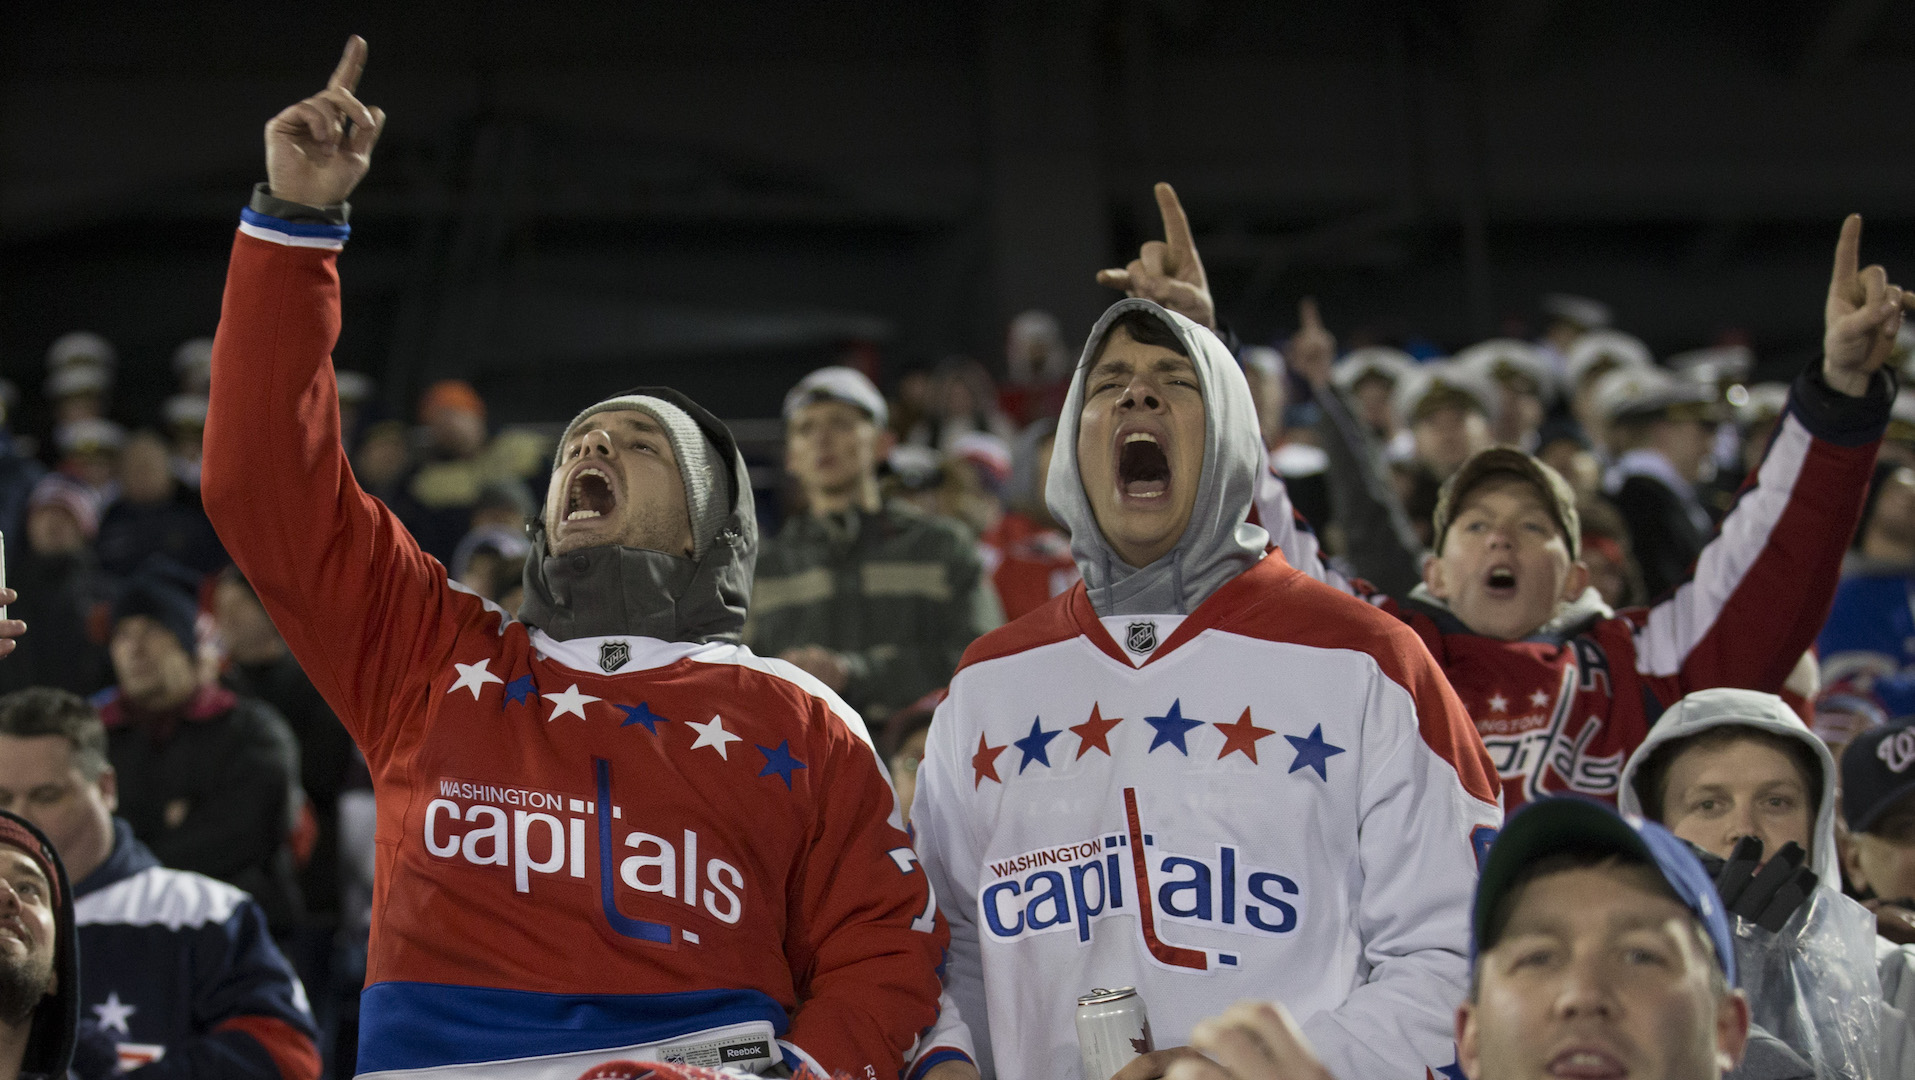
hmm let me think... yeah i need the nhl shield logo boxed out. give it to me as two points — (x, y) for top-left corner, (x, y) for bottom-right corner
(1125, 621), (1157, 654)
(599, 640), (631, 673)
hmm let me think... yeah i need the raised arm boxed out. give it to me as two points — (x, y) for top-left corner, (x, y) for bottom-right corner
(1286, 299), (1427, 598)
(203, 37), (495, 765)
(1636, 215), (1908, 694)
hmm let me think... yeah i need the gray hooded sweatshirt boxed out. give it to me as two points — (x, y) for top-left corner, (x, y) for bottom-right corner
(1045, 298), (1269, 617)
(1619, 688), (1913, 1079)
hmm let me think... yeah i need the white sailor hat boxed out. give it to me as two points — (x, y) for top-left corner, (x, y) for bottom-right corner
(46, 364), (111, 399)
(335, 370), (376, 405)
(1392, 361), (1497, 424)
(1893, 323), (1915, 383)
(163, 395), (209, 428)
(46, 331), (116, 372)
(1541, 293), (1613, 331)
(1667, 345), (1754, 387)
(1733, 382), (1790, 428)
(55, 418), (126, 455)
(1890, 389), (1915, 443)
(1591, 365), (1721, 427)
(1455, 339), (1561, 406)
(1331, 346), (1416, 394)
(1566, 330), (1654, 389)
(172, 337), (214, 375)
(1239, 345), (1284, 381)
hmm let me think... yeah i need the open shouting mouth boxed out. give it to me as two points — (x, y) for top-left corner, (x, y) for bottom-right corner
(1117, 431), (1171, 500)
(564, 465), (619, 524)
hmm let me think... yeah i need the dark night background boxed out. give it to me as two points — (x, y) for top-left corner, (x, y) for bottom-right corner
(6, 0), (1915, 436)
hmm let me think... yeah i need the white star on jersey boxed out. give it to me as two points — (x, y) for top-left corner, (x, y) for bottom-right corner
(1530, 689), (1550, 708)
(92, 991), (135, 1036)
(545, 684), (601, 722)
(1487, 693), (1508, 713)
(447, 659), (505, 700)
(687, 714), (743, 759)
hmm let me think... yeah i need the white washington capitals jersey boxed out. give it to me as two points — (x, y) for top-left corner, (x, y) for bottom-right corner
(912, 553), (1502, 1080)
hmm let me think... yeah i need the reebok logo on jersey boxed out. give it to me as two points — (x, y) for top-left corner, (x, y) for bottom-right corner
(421, 759), (745, 943)
(977, 787), (1303, 972)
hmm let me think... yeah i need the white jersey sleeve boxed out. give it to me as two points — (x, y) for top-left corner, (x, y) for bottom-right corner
(914, 695), (994, 1077)
(1297, 661), (1498, 1080)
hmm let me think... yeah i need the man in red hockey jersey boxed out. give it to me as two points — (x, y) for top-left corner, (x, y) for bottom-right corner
(201, 36), (944, 1080)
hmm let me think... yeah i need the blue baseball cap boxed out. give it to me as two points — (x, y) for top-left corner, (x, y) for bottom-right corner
(1473, 796), (1735, 983)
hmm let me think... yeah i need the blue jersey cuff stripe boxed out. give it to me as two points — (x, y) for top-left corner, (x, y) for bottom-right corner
(239, 207), (351, 241)
(907, 1049), (973, 1080)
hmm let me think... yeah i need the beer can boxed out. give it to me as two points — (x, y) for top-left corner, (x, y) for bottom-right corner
(1075, 986), (1154, 1080)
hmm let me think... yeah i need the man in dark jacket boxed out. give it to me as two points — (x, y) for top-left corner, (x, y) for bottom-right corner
(101, 577), (305, 934)
(750, 366), (1002, 720)
(0, 810), (76, 1080)
(0, 688), (318, 1080)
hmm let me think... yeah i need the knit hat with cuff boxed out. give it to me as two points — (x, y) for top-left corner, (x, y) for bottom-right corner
(556, 393), (733, 560)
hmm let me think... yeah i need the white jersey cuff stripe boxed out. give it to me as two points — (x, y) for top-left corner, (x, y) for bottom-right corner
(237, 207), (349, 250)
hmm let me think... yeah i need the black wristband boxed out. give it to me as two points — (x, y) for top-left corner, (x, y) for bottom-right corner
(249, 182), (350, 226)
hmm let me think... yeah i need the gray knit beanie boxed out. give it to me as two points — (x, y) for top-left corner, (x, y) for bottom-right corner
(555, 394), (733, 560)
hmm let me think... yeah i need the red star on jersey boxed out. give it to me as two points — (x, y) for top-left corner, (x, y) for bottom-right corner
(973, 733), (1007, 788)
(1070, 703), (1123, 759)
(1215, 707), (1277, 763)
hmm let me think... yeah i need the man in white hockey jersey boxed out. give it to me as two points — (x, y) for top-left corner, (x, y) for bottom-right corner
(911, 297), (1503, 1080)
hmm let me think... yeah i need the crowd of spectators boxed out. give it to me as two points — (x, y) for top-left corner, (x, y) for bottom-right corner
(10, 187), (1915, 1080)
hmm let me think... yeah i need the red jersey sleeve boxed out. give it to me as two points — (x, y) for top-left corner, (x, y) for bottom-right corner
(781, 696), (946, 1077)
(203, 225), (498, 769)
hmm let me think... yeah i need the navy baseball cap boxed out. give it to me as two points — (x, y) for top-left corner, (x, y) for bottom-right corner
(1843, 723), (1915, 834)
(1473, 797), (1735, 983)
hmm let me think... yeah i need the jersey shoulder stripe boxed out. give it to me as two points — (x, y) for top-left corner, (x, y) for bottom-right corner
(687, 643), (874, 746)
(75, 865), (247, 930)
(1184, 557), (1501, 808)
(955, 587), (1085, 673)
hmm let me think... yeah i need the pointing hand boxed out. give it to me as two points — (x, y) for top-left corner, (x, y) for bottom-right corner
(264, 35), (386, 208)
(1097, 183), (1216, 331)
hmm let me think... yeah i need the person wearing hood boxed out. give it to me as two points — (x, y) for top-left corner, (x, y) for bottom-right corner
(910, 271), (1501, 1078)
(1617, 688), (1915, 1079)
(0, 810), (76, 1080)
(1270, 215), (1904, 814)
(199, 37), (945, 1080)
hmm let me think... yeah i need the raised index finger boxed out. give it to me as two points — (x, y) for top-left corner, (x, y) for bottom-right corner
(1831, 213), (1863, 299)
(1299, 297), (1324, 333)
(1156, 182), (1197, 262)
(328, 35), (368, 94)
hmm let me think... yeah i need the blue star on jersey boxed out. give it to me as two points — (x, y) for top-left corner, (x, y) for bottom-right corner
(1144, 699), (1203, 755)
(503, 674), (538, 706)
(756, 740), (807, 789)
(617, 702), (673, 734)
(1013, 717), (1061, 773)
(1285, 724), (1346, 780)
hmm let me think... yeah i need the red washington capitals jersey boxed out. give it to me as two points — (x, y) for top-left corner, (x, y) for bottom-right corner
(204, 213), (944, 1080)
